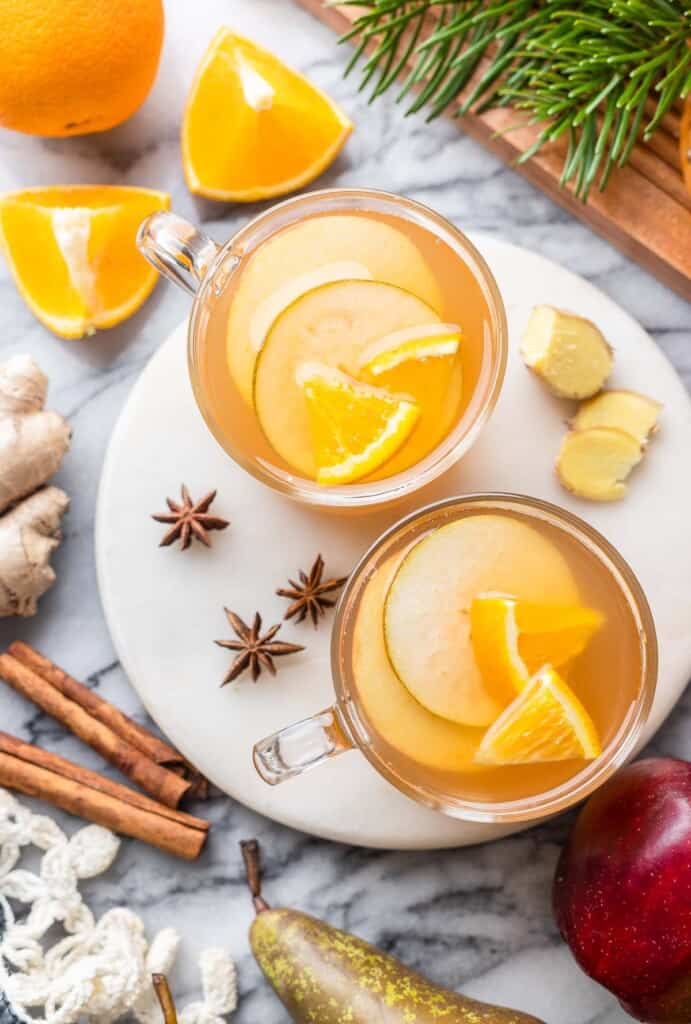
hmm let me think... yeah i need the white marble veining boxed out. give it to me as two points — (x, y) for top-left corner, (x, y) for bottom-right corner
(0, 1), (688, 1021)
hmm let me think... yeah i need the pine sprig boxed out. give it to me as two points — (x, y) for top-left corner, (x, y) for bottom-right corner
(340, 0), (691, 199)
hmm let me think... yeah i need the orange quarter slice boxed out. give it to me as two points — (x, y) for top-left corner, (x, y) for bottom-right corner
(0, 186), (169, 339)
(475, 666), (601, 766)
(296, 362), (419, 486)
(182, 30), (352, 201)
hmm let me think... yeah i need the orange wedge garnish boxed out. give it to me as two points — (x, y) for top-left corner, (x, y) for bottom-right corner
(475, 666), (601, 765)
(182, 30), (352, 201)
(471, 594), (603, 703)
(296, 362), (419, 486)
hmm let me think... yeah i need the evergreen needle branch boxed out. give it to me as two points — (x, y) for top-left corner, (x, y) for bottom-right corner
(340, 0), (691, 199)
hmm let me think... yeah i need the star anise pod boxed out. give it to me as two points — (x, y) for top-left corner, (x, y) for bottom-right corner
(215, 609), (304, 686)
(152, 485), (229, 550)
(276, 554), (348, 628)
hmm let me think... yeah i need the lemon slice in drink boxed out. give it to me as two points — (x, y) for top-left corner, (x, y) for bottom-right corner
(296, 362), (420, 486)
(470, 594), (604, 702)
(475, 666), (601, 765)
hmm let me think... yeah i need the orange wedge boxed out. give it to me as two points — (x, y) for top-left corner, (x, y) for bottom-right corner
(471, 594), (604, 701)
(0, 186), (170, 339)
(469, 595), (530, 705)
(296, 362), (419, 486)
(516, 601), (604, 672)
(182, 30), (352, 201)
(475, 666), (601, 766)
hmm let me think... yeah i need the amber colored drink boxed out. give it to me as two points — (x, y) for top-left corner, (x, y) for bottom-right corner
(340, 498), (651, 807)
(192, 200), (496, 494)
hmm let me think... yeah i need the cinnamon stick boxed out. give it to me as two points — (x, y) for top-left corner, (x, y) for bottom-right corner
(0, 732), (208, 833)
(8, 642), (207, 795)
(0, 742), (207, 860)
(0, 653), (190, 808)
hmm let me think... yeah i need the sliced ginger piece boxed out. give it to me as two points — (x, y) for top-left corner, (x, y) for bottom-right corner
(572, 390), (661, 445)
(521, 305), (613, 400)
(475, 665), (601, 766)
(557, 427), (643, 502)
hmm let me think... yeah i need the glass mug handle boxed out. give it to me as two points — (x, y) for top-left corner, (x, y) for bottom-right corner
(137, 211), (222, 296)
(253, 706), (354, 785)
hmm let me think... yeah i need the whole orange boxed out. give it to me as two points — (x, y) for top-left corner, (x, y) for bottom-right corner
(0, 0), (164, 136)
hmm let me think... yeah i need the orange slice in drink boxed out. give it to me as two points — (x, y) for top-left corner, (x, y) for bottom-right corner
(359, 324), (462, 376)
(475, 666), (601, 765)
(469, 595), (529, 705)
(470, 594), (604, 702)
(0, 186), (169, 339)
(296, 362), (420, 486)
(182, 30), (352, 201)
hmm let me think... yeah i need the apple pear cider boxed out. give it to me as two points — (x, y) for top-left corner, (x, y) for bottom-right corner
(193, 208), (492, 488)
(342, 503), (644, 806)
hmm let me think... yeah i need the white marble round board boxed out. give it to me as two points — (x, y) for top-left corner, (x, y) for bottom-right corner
(96, 233), (691, 850)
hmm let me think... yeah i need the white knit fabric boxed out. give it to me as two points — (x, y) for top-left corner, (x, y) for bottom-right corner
(0, 789), (237, 1024)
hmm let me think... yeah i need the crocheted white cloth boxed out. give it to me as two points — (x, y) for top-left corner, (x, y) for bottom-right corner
(0, 789), (237, 1024)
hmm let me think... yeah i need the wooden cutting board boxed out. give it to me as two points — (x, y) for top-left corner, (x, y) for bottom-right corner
(295, 0), (691, 301)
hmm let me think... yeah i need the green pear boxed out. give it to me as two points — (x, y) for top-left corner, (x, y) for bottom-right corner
(241, 840), (545, 1024)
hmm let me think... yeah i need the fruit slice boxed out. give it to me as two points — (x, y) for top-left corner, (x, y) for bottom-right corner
(353, 548), (483, 774)
(469, 595), (529, 705)
(471, 594), (605, 701)
(572, 390), (661, 445)
(515, 601), (604, 673)
(475, 666), (601, 765)
(359, 324), (461, 376)
(521, 305), (613, 399)
(358, 323), (463, 476)
(228, 215), (442, 406)
(557, 427), (643, 501)
(383, 514), (580, 728)
(182, 29), (352, 201)
(295, 363), (419, 485)
(254, 279), (440, 479)
(0, 186), (170, 339)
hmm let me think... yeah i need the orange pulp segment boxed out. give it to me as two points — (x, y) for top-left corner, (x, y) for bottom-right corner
(295, 362), (420, 486)
(182, 29), (352, 201)
(471, 593), (604, 702)
(475, 666), (602, 766)
(0, 186), (170, 339)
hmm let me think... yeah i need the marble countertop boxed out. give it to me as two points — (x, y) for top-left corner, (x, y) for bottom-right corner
(0, 1), (689, 1021)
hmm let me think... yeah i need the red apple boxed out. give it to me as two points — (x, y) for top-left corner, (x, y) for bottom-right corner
(553, 758), (691, 1023)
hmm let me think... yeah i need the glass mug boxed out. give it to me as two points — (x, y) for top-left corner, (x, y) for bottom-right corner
(137, 188), (508, 509)
(253, 494), (658, 824)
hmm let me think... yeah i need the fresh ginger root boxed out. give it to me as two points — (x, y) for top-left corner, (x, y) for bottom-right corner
(0, 354), (71, 514)
(0, 486), (69, 615)
(572, 389), (661, 445)
(0, 354), (70, 616)
(521, 305), (613, 400)
(556, 427), (643, 501)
